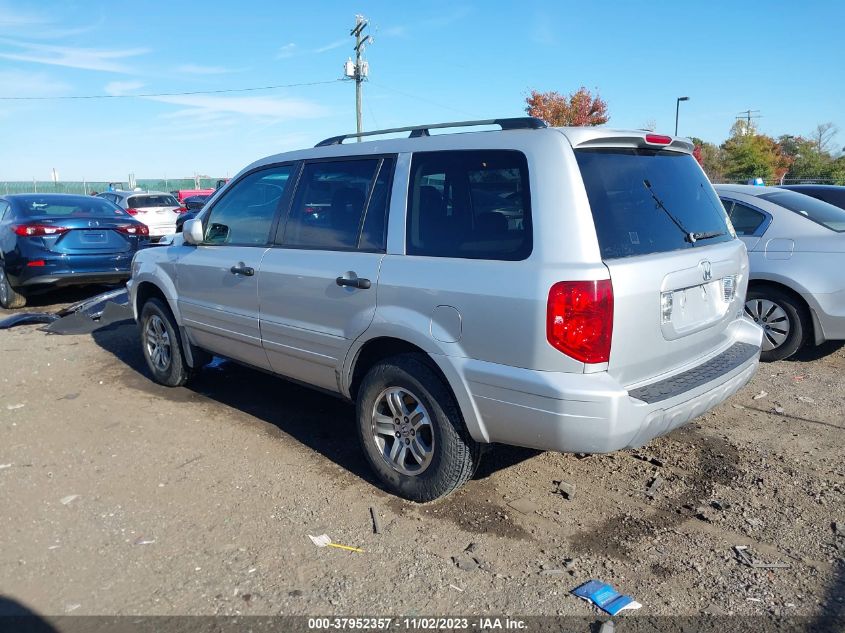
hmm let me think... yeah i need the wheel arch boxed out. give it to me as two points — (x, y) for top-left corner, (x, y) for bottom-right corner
(344, 335), (489, 443)
(747, 278), (818, 345)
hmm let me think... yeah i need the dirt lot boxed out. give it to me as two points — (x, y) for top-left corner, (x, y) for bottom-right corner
(0, 290), (843, 621)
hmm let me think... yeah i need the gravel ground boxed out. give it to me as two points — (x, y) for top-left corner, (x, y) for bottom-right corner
(0, 289), (843, 620)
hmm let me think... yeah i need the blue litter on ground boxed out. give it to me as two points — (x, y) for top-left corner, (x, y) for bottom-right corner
(571, 580), (642, 615)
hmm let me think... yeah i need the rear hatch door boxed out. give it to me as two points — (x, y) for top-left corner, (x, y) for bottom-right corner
(574, 140), (748, 387)
(128, 194), (179, 233)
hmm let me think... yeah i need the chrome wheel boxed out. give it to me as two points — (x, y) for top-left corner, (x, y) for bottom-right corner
(371, 387), (434, 476)
(0, 268), (8, 306)
(144, 315), (172, 372)
(745, 298), (790, 351)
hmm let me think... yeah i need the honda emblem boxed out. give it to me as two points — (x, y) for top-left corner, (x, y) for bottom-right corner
(700, 260), (712, 282)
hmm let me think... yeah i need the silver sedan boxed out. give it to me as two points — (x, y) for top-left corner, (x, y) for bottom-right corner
(715, 184), (845, 360)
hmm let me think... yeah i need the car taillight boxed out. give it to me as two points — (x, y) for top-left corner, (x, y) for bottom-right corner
(547, 280), (614, 364)
(13, 224), (70, 237)
(126, 208), (139, 215)
(26, 260), (46, 267)
(116, 224), (149, 236)
(175, 207), (187, 214)
(645, 133), (672, 145)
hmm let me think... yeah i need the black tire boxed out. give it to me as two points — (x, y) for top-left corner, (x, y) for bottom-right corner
(139, 298), (190, 387)
(746, 286), (809, 362)
(0, 265), (26, 309)
(355, 353), (481, 502)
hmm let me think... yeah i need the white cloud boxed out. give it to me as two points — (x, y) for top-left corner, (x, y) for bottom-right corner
(0, 4), (46, 28)
(314, 39), (347, 54)
(104, 80), (144, 96)
(147, 94), (329, 121)
(277, 43), (297, 59)
(0, 70), (71, 97)
(0, 39), (148, 72)
(176, 63), (236, 75)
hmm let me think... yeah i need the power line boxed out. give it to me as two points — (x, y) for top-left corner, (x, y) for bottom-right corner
(0, 79), (343, 101)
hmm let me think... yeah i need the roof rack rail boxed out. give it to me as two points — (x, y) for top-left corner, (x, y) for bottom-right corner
(314, 117), (547, 147)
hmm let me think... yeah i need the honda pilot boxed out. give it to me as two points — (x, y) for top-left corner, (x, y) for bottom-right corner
(127, 118), (763, 501)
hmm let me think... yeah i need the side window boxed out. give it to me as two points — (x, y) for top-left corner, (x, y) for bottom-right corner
(0, 202), (9, 221)
(359, 158), (394, 251)
(406, 150), (532, 260)
(727, 201), (767, 236)
(282, 159), (380, 250)
(204, 165), (293, 245)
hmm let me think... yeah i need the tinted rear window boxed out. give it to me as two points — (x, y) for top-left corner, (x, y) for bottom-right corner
(128, 194), (178, 208)
(760, 190), (845, 232)
(14, 195), (126, 218)
(576, 148), (732, 259)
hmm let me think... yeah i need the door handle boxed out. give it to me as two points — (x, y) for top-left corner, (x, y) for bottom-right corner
(336, 276), (371, 290)
(230, 263), (255, 276)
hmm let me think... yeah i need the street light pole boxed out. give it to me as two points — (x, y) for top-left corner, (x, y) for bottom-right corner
(675, 96), (689, 136)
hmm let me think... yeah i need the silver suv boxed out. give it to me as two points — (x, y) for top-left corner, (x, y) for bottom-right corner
(127, 118), (763, 501)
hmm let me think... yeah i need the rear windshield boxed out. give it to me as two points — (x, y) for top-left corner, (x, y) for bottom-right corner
(759, 190), (845, 232)
(128, 194), (178, 208)
(14, 195), (126, 218)
(575, 148), (733, 259)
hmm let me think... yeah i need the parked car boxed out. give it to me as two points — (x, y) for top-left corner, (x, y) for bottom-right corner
(97, 191), (180, 242)
(0, 193), (149, 308)
(173, 196), (211, 233)
(716, 184), (845, 360)
(778, 184), (845, 210)
(172, 188), (215, 203)
(128, 118), (762, 501)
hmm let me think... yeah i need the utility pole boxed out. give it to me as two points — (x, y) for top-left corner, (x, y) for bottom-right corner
(344, 15), (372, 141)
(735, 109), (762, 134)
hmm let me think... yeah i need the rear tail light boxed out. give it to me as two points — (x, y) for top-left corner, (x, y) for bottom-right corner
(175, 207), (187, 214)
(26, 260), (46, 267)
(13, 224), (69, 237)
(547, 280), (614, 364)
(116, 224), (150, 236)
(125, 208), (139, 215)
(645, 133), (672, 145)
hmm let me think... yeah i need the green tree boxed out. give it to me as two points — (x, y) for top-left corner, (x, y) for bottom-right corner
(722, 130), (788, 182)
(690, 136), (726, 182)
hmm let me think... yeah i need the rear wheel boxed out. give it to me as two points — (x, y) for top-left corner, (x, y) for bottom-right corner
(355, 354), (481, 502)
(139, 298), (189, 386)
(0, 266), (26, 309)
(745, 287), (809, 361)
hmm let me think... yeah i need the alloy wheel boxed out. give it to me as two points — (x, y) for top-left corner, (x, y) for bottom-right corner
(144, 314), (172, 372)
(371, 387), (435, 476)
(0, 268), (8, 306)
(745, 298), (790, 351)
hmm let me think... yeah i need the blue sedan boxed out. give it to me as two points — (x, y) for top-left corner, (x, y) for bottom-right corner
(0, 194), (150, 308)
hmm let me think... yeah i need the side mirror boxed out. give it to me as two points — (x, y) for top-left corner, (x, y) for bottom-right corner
(183, 218), (204, 245)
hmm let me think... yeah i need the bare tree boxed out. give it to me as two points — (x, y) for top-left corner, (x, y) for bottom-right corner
(641, 119), (657, 132)
(811, 122), (838, 154)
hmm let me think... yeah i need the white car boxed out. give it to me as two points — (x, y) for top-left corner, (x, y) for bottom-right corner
(98, 190), (180, 242)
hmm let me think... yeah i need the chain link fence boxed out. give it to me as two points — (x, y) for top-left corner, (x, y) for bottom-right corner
(0, 178), (225, 196)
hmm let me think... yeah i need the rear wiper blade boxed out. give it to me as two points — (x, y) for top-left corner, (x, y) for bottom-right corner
(642, 179), (696, 243)
(690, 230), (726, 242)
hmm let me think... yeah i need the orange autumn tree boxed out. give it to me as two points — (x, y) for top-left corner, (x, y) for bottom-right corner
(525, 87), (609, 127)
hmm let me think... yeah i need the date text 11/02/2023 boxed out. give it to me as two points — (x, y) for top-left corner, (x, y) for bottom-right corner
(307, 617), (528, 630)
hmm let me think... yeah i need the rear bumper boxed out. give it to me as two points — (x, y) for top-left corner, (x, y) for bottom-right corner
(18, 271), (130, 289)
(804, 289), (845, 342)
(452, 320), (762, 453)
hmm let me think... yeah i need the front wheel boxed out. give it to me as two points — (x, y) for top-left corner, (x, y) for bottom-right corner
(745, 287), (809, 362)
(356, 354), (481, 502)
(139, 298), (190, 386)
(0, 266), (26, 309)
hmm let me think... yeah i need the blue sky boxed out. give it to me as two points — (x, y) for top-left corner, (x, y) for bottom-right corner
(1, 0), (843, 181)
